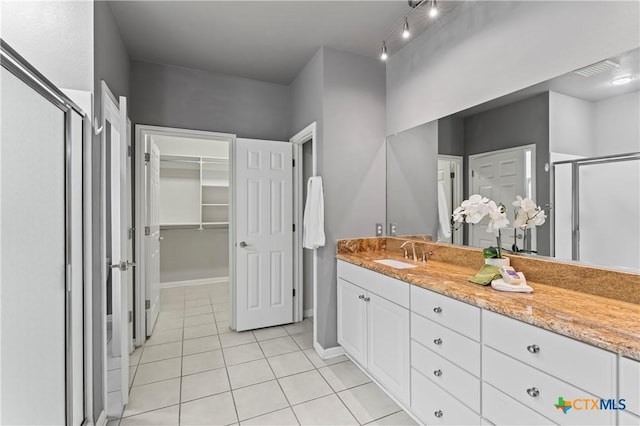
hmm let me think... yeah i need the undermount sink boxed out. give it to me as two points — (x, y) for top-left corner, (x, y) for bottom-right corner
(374, 259), (418, 269)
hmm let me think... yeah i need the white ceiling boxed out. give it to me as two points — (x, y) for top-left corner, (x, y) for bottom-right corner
(109, 1), (418, 85)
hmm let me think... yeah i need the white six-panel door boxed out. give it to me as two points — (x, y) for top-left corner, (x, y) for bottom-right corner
(469, 146), (533, 251)
(235, 138), (293, 331)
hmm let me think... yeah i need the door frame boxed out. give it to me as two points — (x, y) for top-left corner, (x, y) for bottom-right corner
(101, 81), (130, 407)
(467, 144), (537, 250)
(134, 125), (236, 344)
(437, 154), (463, 246)
(290, 123), (318, 344)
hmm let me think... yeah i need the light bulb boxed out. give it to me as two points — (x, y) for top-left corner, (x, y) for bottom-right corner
(429, 0), (438, 17)
(402, 18), (410, 39)
(380, 42), (388, 61)
(611, 75), (635, 85)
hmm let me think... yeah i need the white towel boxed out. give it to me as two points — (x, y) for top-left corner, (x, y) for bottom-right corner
(437, 181), (452, 240)
(303, 176), (325, 249)
(491, 273), (533, 293)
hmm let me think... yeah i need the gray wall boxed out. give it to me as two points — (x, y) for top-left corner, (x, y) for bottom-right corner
(387, 121), (439, 237)
(438, 116), (464, 156)
(463, 93), (551, 255)
(94, 1), (131, 420)
(293, 47), (386, 349)
(0, 0), (94, 92)
(387, 1), (640, 136)
(130, 60), (290, 140)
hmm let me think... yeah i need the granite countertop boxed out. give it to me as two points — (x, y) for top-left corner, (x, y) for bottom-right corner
(337, 250), (640, 361)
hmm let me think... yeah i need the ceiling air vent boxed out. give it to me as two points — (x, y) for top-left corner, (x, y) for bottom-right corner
(573, 60), (620, 77)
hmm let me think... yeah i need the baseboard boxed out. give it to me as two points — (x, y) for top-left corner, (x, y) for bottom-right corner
(313, 342), (345, 360)
(303, 308), (314, 318)
(159, 277), (229, 288)
(95, 410), (107, 426)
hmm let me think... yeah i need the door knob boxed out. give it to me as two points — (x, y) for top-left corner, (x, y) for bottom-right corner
(239, 241), (248, 248)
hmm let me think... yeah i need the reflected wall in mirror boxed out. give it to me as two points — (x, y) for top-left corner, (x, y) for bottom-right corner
(386, 47), (640, 272)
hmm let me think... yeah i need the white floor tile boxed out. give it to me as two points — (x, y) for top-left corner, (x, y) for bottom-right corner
(185, 305), (213, 317)
(139, 342), (182, 364)
(252, 326), (288, 341)
(337, 382), (400, 424)
(366, 411), (418, 426)
(302, 349), (348, 369)
(318, 361), (371, 392)
(157, 309), (184, 320)
(292, 394), (358, 426)
(145, 328), (183, 347)
(184, 323), (218, 340)
(129, 366), (137, 388)
(227, 359), (275, 389)
(291, 332), (313, 350)
(214, 310), (230, 322)
(223, 343), (265, 366)
(212, 302), (230, 313)
(284, 320), (313, 336)
(182, 349), (225, 375)
(119, 405), (179, 426)
(240, 407), (299, 426)
(216, 321), (231, 334)
(133, 357), (182, 387)
(122, 378), (180, 417)
(185, 298), (211, 308)
(184, 313), (215, 327)
(181, 367), (230, 402)
(278, 370), (333, 405)
(219, 332), (257, 348)
(180, 392), (238, 426)
(232, 380), (289, 421)
(129, 348), (142, 366)
(154, 317), (184, 331)
(183, 335), (221, 356)
(267, 351), (315, 378)
(159, 302), (184, 312)
(259, 336), (300, 357)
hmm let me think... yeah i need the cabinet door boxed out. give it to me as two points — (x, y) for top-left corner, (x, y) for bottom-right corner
(337, 278), (368, 366)
(367, 293), (410, 405)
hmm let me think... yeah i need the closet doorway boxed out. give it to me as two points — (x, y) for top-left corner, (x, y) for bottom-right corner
(135, 126), (235, 345)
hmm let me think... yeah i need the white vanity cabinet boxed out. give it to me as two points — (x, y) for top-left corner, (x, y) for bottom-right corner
(620, 357), (640, 417)
(337, 261), (411, 405)
(482, 310), (617, 426)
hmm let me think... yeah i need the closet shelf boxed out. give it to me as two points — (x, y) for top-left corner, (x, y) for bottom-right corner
(202, 204), (229, 207)
(202, 222), (229, 228)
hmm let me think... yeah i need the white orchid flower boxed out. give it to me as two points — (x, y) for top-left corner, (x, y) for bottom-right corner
(485, 200), (509, 235)
(513, 195), (546, 229)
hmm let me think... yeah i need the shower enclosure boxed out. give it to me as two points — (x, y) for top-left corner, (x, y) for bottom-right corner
(552, 152), (640, 272)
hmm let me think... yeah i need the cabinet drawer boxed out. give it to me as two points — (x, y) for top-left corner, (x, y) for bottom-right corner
(411, 340), (480, 413)
(483, 346), (615, 426)
(411, 285), (480, 341)
(412, 312), (480, 376)
(482, 310), (616, 397)
(620, 357), (640, 416)
(482, 382), (556, 426)
(337, 260), (409, 308)
(619, 411), (640, 426)
(411, 368), (480, 426)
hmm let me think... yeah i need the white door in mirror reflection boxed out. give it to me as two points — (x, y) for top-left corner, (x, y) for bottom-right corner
(469, 145), (535, 252)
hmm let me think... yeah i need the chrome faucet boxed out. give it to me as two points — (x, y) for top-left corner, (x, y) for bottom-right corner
(400, 241), (417, 261)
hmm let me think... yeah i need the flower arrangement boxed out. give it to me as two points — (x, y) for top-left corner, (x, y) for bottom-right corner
(453, 194), (546, 259)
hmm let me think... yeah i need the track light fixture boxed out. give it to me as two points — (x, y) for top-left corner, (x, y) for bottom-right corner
(402, 18), (410, 39)
(379, 0), (442, 61)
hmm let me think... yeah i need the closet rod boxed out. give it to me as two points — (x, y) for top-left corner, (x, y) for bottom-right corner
(160, 158), (200, 164)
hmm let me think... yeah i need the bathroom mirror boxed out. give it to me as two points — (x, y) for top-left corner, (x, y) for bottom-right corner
(386, 47), (640, 272)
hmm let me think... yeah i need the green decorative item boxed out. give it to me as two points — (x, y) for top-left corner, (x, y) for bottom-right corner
(469, 265), (501, 286)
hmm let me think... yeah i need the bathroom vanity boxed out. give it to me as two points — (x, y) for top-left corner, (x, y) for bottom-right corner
(336, 237), (640, 426)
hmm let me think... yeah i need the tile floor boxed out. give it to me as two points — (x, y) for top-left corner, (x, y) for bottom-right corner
(109, 282), (417, 426)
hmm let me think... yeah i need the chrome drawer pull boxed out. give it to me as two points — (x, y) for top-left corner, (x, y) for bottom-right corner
(358, 294), (365, 299)
(433, 307), (442, 313)
(364, 297), (371, 302)
(433, 369), (442, 377)
(527, 344), (540, 354)
(434, 410), (443, 418)
(434, 338), (442, 345)
(527, 387), (540, 397)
